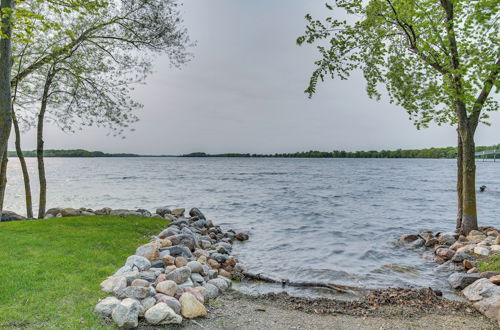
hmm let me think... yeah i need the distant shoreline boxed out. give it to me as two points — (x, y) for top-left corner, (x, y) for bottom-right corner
(8, 145), (499, 159)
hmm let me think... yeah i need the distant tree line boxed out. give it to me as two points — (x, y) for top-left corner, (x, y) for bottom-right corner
(7, 149), (141, 158)
(182, 144), (500, 159)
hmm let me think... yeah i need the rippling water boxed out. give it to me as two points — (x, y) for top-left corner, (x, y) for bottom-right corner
(4, 158), (499, 298)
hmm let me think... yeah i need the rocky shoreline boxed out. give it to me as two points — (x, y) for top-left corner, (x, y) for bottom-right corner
(400, 227), (500, 326)
(92, 207), (249, 328)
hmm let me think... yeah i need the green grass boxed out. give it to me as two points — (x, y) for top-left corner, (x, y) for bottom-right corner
(478, 254), (500, 273)
(0, 215), (167, 329)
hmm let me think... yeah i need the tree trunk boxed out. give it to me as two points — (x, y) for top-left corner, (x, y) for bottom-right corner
(0, 150), (7, 213)
(460, 129), (478, 235)
(0, 0), (14, 215)
(12, 110), (33, 218)
(37, 68), (55, 219)
(456, 129), (463, 232)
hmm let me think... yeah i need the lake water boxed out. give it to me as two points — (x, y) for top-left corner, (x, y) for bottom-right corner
(4, 158), (499, 298)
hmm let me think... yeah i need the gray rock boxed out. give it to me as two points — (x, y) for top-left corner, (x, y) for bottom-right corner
(45, 208), (62, 217)
(203, 283), (220, 299)
(156, 207), (172, 217)
(208, 270), (218, 279)
(110, 209), (142, 216)
(136, 209), (152, 217)
(211, 253), (227, 264)
(156, 280), (178, 296)
(201, 240), (212, 249)
(155, 294), (182, 314)
(100, 276), (127, 293)
(118, 286), (152, 300)
(114, 265), (133, 276)
(165, 214), (177, 221)
(151, 260), (165, 268)
(451, 251), (474, 263)
(463, 278), (500, 302)
(473, 296), (500, 325)
(165, 266), (192, 284)
(162, 246), (193, 259)
(125, 255), (151, 271)
(159, 227), (181, 238)
(112, 298), (141, 328)
(94, 296), (121, 318)
(189, 208), (206, 219)
(141, 297), (157, 311)
(187, 261), (203, 273)
(191, 273), (205, 284)
(144, 302), (182, 325)
(207, 278), (229, 292)
(178, 279), (195, 288)
(448, 273), (480, 289)
(171, 208), (185, 217)
(121, 271), (140, 285)
(438, 233), (457, 246)
(139, 271), (157, 283)
(60, 208), (81, 217)
(409, 238), (425, 249)
(94, 207), (112, 215)
(193, 220), (206, 229)
(234, 263), (247, 274)
(169, 234), (196, 250)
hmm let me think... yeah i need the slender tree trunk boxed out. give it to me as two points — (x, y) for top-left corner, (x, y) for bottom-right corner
(0, 150), (7, 213)
(37, 68), (55, 219)
(460, 128), (478, 234)
(0, 0), (14, 215)
(456, 129), (463, 232)
(12, 110), (33, 218)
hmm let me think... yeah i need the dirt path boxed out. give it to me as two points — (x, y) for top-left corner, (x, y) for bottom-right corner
(171, 290), (497, 330)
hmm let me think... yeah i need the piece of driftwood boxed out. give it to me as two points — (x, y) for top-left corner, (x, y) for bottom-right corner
(242, 271), (363, 295)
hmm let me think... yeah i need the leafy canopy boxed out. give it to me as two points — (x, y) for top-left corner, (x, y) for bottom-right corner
(297, 0), (499, 129)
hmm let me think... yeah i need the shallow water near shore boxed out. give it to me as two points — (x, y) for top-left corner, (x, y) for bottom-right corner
(5, 158), (499, 298)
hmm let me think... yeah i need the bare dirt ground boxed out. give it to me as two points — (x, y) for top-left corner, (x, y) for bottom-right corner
(166, 289), (498, 330)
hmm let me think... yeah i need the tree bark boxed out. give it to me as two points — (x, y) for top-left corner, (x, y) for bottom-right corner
(12, 110), (33, 218)
(456, 129), (463, 232)
(0, 0), (14, 215)
(460, 128), (478, 234)
(37, 68), (55, 219)
(0, 150), (7, 213)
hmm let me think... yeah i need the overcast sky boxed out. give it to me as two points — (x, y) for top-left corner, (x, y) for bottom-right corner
(11, 0), (500, 155)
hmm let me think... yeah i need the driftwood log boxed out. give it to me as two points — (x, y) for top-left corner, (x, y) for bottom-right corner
(242, 271), (364, 296)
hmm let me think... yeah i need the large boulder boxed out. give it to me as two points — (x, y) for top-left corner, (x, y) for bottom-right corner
(203, 283), (220, 300)
(165, 267), (191, 284)
(179, 292), (207, 319)
(144, 303), (182, 325)
(0, 211), (26, 222)
(473, 296), (500, 324)
(207, 278), (229, 292)
(448, 272), (480, 289)
(125, 255), (151, 271)
(111, 298), (141, 328)
(60, 208), (81, 217)
(94, 296), (121, 318)
(463, 278), (500, 302)
(135, 242), (160, 261)
(156, 206), (172, 217)
(189, 208), (206, 219)
(171, 208), (185, 217)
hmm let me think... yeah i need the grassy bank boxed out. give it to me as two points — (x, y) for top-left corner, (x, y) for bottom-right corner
(478, 254), (500, 273)
(0, 216), (167, 329)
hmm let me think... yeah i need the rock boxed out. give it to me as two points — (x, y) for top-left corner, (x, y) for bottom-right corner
(144, 303), (182, 325)
(159, 227), (181, 238)
(487, 230), (500, 237)
(187, 261), (203, 273)
(424, 238), (439, 247)
(211, 253), (227, 264)
(473, 296), (500, 325)
(490, 275), (500, 285)
(435, 247), (455, 260)
(131, 279), (150, 287)
(448, 273), (480, 289)
(207, 278), (229, 292)
(189, 208), (206, 219)
(178, 279), (194, 288)
(151, 260), (165, 268)
(184, 287), (205, 303)
(125, 255), (151, 271)
(165, 266), (191, 284)
(163, 255), (175, 266)
(496, 236), (500, 245)
(234, 263), (247, 274)
(208, 270), (218, 279)
(156, 280), (178, 296)
(169, 234), (196, 250)
(121, 271), (140, 285)
(118, 286), (151, 300)
(463, 259), (476, 270)
(451, 251), (474, 263)
(179, 292), (207, 319)
(203, 283), (220, 299)
(399, 234), (419, 243)
(110, 209), (142, 216)
(481, 272), (500, 279)
(162, 246), (193, 259)
(191, 273), (205, 284)
(138, 271), (157, 283)
(218, 269), (232, 278)
(112, 298), (141, 328)
(450, 241), (464, 251)
(45, 208), (62, 217)
(165, 265), (177, 274)
(114, 265), (133, 276)
(463, 278), (500, 302)
(141, 297), (156, 311)
(474, 246), (490, 256)
(235, 232), (249, 241)
(135, 242), (160, 261)
(171, 208), (185, 217)
(491, 245), (500, 252)
(193, 249), (210, 258)
(156, 207), (172, 217)
(467, 267), (478, 274)
(208, 259), (221, 269)
(469, 230), (486, 237)
(100, 276), (127, 293)
(94, 296), (121, 318)
(135, 209), (152, 217)
(159, 239), (173, 248)
(155, 294), (182, 314)
(438, 233), (457, 246)
(59, 208), (81, 217)
(175, 256), (188, 267)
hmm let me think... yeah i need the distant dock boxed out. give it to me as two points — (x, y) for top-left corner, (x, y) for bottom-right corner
(475, 149), (499, 161)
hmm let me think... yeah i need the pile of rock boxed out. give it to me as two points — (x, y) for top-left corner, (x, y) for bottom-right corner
(400, 227), (500, 326)
(44, 207), (161, 218)
(94, 207), (249, 328)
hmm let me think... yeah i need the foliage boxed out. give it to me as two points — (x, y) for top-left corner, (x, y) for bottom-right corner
(297, 0), (499, 129)
(478, 254), (500, 273)
(0, 215), (167, 329)
(181, 144), (500, 159)
(6, 149), (144, 157)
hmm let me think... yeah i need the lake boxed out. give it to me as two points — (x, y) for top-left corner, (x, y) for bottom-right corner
(4, 157), (499, 298)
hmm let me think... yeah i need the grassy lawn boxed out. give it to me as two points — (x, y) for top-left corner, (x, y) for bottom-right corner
(0, 215), (167, 329)
(478, 254), (500, 273)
